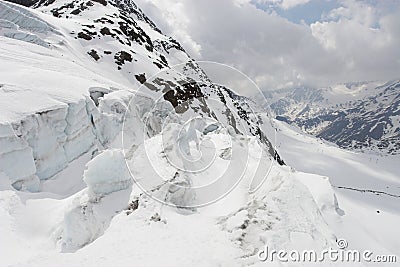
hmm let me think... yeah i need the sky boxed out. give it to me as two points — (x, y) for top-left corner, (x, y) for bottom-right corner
(136, 0), (400, 91)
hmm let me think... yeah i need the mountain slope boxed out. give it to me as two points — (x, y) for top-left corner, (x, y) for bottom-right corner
(0, 0), (284, 191)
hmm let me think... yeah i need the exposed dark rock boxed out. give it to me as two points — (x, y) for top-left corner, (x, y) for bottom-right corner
(159, 54), (168, 66)
(114, 50), (132, 66)
(94, 17), (114, 24)
(117, 15), (154, 52)
(163, 80), (205, 114)
(135, 73), (146, 84)
(100, 27), (115, 37)
(153, 61), (164, 69)
(83, 24), (95, 28)
(50, 1), (75, 17)
(77, 32), (92, 40)
(87, 49), (100, 61)
(153, 38), (186, 54)
(71, 8), (81, 15)
(92, 0), (106, 6)
(110, 0), (162, 34)
(126, 199), (139, 215)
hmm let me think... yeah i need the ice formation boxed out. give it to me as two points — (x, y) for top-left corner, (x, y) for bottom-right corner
(61, 149), (132, 252)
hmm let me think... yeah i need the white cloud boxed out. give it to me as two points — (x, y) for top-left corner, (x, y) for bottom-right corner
(136, 0), (400, 92)
(279, 0), (311, 9)
(252, 0), (311, 10)
(136, 0), (202, 58)
(310, 0), (400, 82)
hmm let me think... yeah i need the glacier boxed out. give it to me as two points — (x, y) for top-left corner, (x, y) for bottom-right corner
(0, 0), (399, 266)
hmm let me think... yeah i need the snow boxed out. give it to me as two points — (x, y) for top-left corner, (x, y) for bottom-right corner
(272, 119), (400, 199)
(41, 149), (93, 196)
(0, 31), (137, 189)
(2, 103), (399, 266)
(60, 187), (132, 252)
(84, 149), (132, 198)
(269, 118), (400, 258)
(0, 0), (399, 266)
(0, 172), (12, 190)
(57, 150), (133, 252)
(0, 128), (343, 266)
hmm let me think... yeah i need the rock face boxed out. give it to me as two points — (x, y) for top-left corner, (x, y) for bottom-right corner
(267, 81), (400, 154)
(0, 0), (282, 191)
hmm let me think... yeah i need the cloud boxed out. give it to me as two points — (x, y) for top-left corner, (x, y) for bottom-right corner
(135, 0), (202, 58)
(254, 0), (312, 10)
(136, 0), (400, 93)
(310, 0), (400, 82)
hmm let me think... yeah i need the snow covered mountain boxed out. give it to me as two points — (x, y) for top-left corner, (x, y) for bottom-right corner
(0, 0), (399, 266)
(0, 0), (285, 191)
(266, 80), (400, 154)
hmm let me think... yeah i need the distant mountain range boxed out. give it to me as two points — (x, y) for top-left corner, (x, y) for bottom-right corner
(265, 80), (400, 154)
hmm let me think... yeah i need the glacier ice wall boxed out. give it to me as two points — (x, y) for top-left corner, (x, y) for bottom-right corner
(0, 92), (130, 191)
